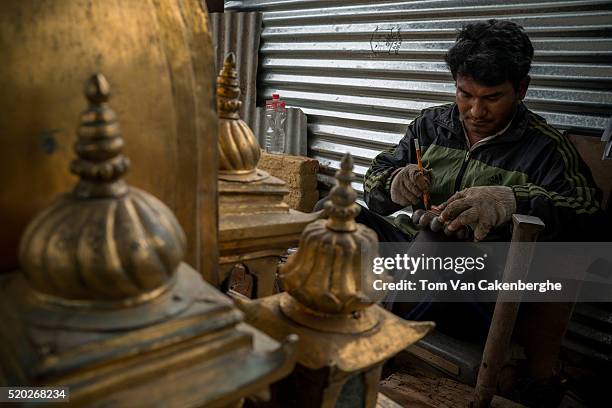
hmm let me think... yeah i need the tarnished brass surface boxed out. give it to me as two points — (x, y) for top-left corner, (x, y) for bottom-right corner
(280, 154), (384, 316)
(232, 154), (434, 408)
(236, 293), (433, 372)
(216, 53), (316, 296)
(218, 53), (262, 180)
(0, 0), (218, 281)
(279, 294), (379, 334)
(219, 175), (290, 215)
(0, 265), (298, 407)
(19, 75), (185, 301)
(0, 73), (297, 407)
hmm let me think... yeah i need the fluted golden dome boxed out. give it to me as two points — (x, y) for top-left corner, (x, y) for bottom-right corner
(217, 53), (261, 178)
(19, 74), (186, 301)
(279, 154), (384, 316)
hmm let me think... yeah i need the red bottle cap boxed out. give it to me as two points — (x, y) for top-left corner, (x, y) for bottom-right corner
(272, 93), (279, 99)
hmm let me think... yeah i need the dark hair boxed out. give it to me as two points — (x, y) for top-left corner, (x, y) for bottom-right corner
(444, 19), (534, 89)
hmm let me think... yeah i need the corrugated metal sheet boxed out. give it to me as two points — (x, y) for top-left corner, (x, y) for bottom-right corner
(210, 12), (263, 128)
(252, 107), (308, 155)
(603, 116), (612, 159)
(225, 0), (612, 194)
(562, 302), (612, 367)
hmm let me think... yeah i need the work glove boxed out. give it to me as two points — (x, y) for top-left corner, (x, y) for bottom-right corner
(412, 208), (473, 240)
(390, 164), (432, 207)
(438, 186), (517, 241)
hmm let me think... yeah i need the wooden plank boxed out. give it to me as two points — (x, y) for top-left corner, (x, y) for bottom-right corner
(407, 344), (461, 376)
(377, 392), (403, 408)
(381, 371), (525, 408)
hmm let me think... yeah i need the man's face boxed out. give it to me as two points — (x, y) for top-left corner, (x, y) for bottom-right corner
(455, 74), (529, 140)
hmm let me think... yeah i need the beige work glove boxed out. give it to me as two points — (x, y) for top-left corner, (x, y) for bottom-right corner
(438, 186), (517, 241)
(390, 164), (432, 206)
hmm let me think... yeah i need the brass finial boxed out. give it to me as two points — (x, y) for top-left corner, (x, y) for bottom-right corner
(71, 74), (130, 199)
(279, 153), (385, 330)
(19, 73), (186, 301)
(217, 53), (241, 120)
(324, 153), (360, 232)
(217, 52), (262, 178)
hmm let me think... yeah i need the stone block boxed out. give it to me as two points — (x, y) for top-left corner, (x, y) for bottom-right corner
(259, 151), (319, 212)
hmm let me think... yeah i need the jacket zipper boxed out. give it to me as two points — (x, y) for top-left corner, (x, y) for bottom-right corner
(437, 117), (512, 193)
(454, 149), (471, 192)
(453, 137), (499, 192)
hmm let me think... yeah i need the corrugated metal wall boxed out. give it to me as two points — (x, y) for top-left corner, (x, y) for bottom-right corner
(210, 12), (263, 128)
(210, 12), (307, 154)
(225, 0), (612, 195)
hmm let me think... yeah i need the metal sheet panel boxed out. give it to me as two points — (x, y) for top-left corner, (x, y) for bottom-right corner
(210, 11), (263, 128)
(225, 0), (612, 193)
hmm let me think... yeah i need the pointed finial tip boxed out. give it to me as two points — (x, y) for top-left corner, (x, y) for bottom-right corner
(224, 52), (236, 66)
(324, 151), (359, 231)
(341, 153), (354, 171)
(85, 73), (110, 104)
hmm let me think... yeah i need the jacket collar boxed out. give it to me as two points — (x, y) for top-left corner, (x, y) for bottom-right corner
(434, 102), (530, 144)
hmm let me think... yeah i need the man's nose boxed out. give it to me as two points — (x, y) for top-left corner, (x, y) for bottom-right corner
(470, 100), (487, 119)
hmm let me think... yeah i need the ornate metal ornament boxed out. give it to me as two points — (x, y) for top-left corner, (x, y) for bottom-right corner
(0, 0), (219, 278)
(234, 154), (434, 407)
(218, 53), (266, 182)
(0, 75), (297, 407)
(19, 74), (185, 302)
(216, 53), (317, 297)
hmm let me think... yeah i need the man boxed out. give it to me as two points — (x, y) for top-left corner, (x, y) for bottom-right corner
(359, 21), (606, 403)
(364, 19), (604, 242)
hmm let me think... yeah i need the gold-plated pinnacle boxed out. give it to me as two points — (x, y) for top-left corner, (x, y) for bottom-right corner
(278, 151), (382, 319)
(324, 153), (360, 232)
(85, 72), (111, 104)
(70, 74), (130, 199)
(217, 52), (241, 119)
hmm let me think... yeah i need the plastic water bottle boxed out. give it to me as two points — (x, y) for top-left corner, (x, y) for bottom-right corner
(264, 93), (286, 154)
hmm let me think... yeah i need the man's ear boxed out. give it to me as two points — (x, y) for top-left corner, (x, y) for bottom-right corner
(517, 76), (530, 100)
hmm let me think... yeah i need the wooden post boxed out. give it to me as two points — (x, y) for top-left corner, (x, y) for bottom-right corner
(474, 214), (545, 407)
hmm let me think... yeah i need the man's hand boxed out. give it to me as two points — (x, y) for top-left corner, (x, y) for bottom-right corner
(390, 164), (432, 206)
(438, 186), (517, 241)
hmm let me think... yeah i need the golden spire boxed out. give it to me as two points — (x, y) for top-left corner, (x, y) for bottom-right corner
(217, 52), (262, 178)
(19, 74), (186, 302)
(71, 73), (130, 199)
(279, 153), (385, 329)
(217, 53), (241, 120)
(323, 153), (360, 232)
